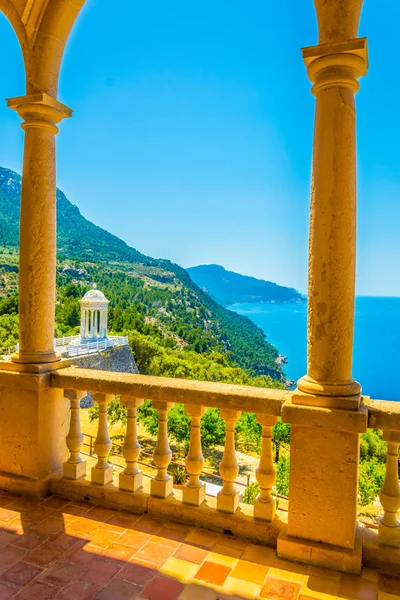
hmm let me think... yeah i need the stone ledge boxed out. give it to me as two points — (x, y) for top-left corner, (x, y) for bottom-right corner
(277, 527), (363, 574)
(47, 456), (286, 546)
(49, 471), (149, 515)
(282, 399), (368, 433)
(148, 492), (286, 546)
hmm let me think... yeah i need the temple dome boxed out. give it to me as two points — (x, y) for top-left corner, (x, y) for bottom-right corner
(80, 284), (109, 307)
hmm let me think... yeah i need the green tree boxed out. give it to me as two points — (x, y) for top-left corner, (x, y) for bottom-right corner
(276, 456), (290, 496)
(272, 420), (290, 462)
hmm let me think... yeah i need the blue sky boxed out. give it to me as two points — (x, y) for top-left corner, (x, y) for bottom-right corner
(0, 1), (400, 296)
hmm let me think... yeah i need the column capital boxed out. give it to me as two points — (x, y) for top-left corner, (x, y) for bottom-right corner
(302, 37), (368, 96)
(6, 93), (72, 134)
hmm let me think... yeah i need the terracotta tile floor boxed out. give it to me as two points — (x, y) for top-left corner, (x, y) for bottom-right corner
(0, 491), (396, 599)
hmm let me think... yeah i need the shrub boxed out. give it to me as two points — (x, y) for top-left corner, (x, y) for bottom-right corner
(358, 458), (386, 506)
(170, 464), (188, 485)
(243, 482), (260, 505)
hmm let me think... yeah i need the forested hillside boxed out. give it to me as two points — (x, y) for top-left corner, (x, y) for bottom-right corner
(0, 166), (285, 385)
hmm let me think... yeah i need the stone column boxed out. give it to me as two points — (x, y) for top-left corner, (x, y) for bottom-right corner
(278, 34), (369, 572)
(296, 38), (368, 409)
(7, 93), (72, 364)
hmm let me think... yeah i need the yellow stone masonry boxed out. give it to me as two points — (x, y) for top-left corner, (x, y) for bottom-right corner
(0, 0), (399, 579)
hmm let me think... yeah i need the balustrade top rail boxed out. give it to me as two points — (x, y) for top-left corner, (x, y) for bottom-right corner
(51, 367), (289, 414)
(364, 398), (400, 431)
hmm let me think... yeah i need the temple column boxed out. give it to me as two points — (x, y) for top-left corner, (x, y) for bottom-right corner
(278, 2), (369, 573)
(100, 310), (106, 338)
(7, 93), (72, 364)
(80, 309), (85, 339)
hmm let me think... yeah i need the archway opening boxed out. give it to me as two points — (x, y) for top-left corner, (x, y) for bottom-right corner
(0, 11), (25, 173)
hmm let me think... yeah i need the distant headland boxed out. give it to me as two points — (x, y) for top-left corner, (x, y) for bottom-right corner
(187, 264), (305, 307)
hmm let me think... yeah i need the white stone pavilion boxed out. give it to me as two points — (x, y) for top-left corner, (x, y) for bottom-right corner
(62, 285), (128, 357)
(80, 284), (109, 342)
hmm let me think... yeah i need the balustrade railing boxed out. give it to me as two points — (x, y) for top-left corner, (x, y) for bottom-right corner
(365, 398), (400, 549)
(52, 367), (288, 524)
(66, 336), (129, 357)
(52, 369), (400, 544)
(54, 335), (80, 347)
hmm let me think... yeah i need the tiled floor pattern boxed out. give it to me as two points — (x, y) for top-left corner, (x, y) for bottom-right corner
(0, 492), (396, 599)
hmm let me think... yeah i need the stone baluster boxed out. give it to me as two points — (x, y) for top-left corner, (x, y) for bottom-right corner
(183, 405), (206, 506)
(379, 430), (400, 548)
(63, 389), (87, 480)
(91, 392), (113, 485)
(254, 415), (278, 521)
(217, 409), (241, 513)
(119, 397), (143, 492)
(151, 401), (174, 498)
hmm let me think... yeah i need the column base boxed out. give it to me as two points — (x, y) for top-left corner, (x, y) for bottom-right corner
(378, 521), (400, 548)
(119, 471), (143, 493)
(151, 476), (173, 499)
(363, 527), (400, 575)
(277, 528), (363, 574)
(217, 490), (239, 513)
(294, 378), (361, 410)
(0, 470), (53, 498)
(183, 482), (206, 506)
(253, 497), (276, 521)
(282, 399), (367, 549)
(11, 349), (60, 365)
(0, 375), (69, 493)
(63, 460), (86, 480)
(0, 358), (70, 374)
(91, 465), (113, 486)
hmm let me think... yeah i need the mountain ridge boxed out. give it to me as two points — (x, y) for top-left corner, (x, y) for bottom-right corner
(187, 264), (304, 307)
(0, 165), (284, 382)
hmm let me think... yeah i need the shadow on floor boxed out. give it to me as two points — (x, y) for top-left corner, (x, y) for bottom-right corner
(0, 491), (397, 600)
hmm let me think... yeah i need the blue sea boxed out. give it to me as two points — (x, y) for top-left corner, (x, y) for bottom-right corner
(230, 297), (400, 402)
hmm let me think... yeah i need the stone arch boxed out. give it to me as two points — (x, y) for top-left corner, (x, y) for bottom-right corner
(0, 0), (28, 50)
(0, 1), (28, 69)
(0, 0), (87, 97)
(27, 0), (87, 96)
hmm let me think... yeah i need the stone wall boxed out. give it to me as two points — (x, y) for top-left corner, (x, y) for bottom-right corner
(69, 345), (139, 407)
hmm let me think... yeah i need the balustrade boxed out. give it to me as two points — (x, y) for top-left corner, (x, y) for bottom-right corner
(49, 369), (290, 540)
